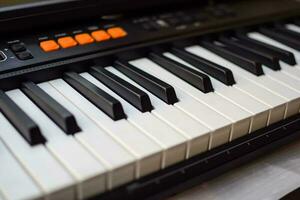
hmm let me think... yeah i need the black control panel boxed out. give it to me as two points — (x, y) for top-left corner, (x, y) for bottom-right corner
(0, 0), (299, 77)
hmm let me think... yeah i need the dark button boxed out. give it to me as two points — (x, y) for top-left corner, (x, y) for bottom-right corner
(16, 51), (33, 60)
(90, 67), (153, 113)
(10, 43), (26, 52)
(21, 81), (81, 135)
(0, 90), (46, 146)
(63, 72), (126, 121)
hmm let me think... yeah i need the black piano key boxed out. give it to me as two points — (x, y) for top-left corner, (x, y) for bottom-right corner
(274, 23), (300, 39)
(90, 67), (153, 113)
(148, 52), (214, 93)
(235, 33), (296, 65)
(295, 20), (300, 27)
(0, 90), (46, 145)
(170, 47), (236, 86)
(200, 40), (264, 76)
(63, 72), (126, 121)
(21, 81), (81, 135)
(259, 27), (300, 51)
(114, 60), (178, 104)
(219, 36), (281, 70)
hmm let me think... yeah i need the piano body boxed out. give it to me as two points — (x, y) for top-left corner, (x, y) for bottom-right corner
(0, 0), (300, 199)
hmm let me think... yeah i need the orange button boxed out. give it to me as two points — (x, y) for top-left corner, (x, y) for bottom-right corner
(57, 36), (77, 48)
(107, 27), (127, 39)
(75, 33), (94, 45)
(40, 40), (59, 52)
(91, 30), (111, 42)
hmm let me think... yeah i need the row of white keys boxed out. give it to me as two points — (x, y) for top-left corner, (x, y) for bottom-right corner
(49, 79), (162, 178)
(39, 82), (136, 190)
(6, 89), (107, 200)
(106, 66), (211, 158)
(0, 112), (75, 200)
(0, 138), (42, 200)
(81, 72), (187, 168)
(163, 53), (270, 133)
(164, 52), (254, 139)
(186, 46), (288, 124)
(130, 58), (232, 149)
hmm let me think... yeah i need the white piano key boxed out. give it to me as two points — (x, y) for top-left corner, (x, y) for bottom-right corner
(0, 139), (42, 200)
(39, 82), (136, 190)
(243, 33), (300, 115)
(0, 112), (75, 200)
(107, 66), (211, 157)
(261, 67), (300, 115)
(163, 52), (270, 133)
(165, 50), (269, 132)
(213, 83), (270, 132)
(187, 45), (287, 124)
(286, 24), (300, 33)
(49, 79), (162, 178)
(164, 52), (254, 139)
(130, 58), (232, 149)
(82, 72), (187, 168)
(6, 89), (107, 199)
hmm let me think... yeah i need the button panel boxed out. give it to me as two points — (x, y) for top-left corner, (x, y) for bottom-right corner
(9, 41), (34, 60)
(39, 27), (128, 53)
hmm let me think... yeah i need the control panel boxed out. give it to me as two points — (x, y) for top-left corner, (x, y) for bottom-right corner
(0, 0), (299, 75)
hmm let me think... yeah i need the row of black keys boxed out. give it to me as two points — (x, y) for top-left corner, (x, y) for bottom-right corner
(0, 25), (299, 146)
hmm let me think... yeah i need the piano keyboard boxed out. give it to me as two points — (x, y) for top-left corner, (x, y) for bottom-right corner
(1, 22), (300, 200)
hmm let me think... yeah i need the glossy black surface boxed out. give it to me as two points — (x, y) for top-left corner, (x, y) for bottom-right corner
(235, 33), (297, 66)
(90, 67), (153, 112)
(148, 52), (214, 93)
(170, 47), (235, 85)
(219, 36), (281, 70)
(21, 81), (81, 135)
(200, 40), (264, 76)
(259, 27), (300, 51)
(63, 72), (126, 120)
(114, 60), (178, 104)
(0, 90), (46, 145)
